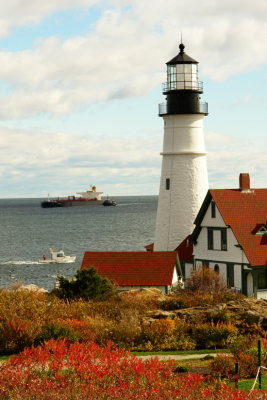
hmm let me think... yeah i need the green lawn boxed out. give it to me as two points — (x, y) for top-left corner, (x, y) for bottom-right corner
(235, 375), (267, 393)
(0, 355), (9, 362)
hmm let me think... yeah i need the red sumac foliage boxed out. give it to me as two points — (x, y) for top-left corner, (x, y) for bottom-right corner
(0, 339), (267, 399)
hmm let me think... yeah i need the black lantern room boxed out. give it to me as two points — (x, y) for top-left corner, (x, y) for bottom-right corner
(159, 43), (208, 116)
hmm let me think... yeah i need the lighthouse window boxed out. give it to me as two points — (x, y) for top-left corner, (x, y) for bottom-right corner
(176, 65), (184, 81)
(176, 64), (185, 89)
(167, 65), (176, 90)
(166, 178), (170, 190)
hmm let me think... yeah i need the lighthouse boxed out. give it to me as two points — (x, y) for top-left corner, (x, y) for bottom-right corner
(154, 43), (209, 251)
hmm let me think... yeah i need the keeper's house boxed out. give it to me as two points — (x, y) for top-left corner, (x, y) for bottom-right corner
(80, 251), (182, 294)
(187, 173), (267, 299)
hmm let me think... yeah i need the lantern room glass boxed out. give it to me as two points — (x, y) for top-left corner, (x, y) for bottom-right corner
(167, 63), (198, 90)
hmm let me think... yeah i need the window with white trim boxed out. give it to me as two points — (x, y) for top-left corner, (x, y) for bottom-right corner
(207, 228), (227, 251)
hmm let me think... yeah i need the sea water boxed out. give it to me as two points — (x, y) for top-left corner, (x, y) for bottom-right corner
(0, 196), (157, 290)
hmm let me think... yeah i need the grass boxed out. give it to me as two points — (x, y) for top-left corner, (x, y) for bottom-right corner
(0, 355), (10, 362)
(233, 375), (267, 393)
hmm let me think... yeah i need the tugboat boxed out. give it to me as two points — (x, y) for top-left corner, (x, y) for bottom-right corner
(41, 186), (104, 208)
(103, 199), (117, 206)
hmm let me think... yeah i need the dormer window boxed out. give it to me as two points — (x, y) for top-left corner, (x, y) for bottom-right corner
(256, 225), (267, 235)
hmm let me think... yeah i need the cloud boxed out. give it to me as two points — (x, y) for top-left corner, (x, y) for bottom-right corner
(0, 33), (164, 118)
(0, 1), (267, 197)
(0, 0), (100, 37)
(206, 130), (267, 189)
(0, 126), (161, 197)
(205, 130), (234, 146)
(0, 1), (267, 118)
(1, 125), (265, 198)
(234, 95), (252, 104)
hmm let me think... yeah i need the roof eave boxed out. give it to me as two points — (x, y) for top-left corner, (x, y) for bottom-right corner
(166, 53), (198, 65)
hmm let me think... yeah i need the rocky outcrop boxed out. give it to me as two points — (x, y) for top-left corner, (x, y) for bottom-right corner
(146, 298), (267, 329)
(4, 283), (48, 293)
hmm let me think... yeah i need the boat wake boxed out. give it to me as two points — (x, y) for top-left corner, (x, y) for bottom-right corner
(0, 261), (39, 265)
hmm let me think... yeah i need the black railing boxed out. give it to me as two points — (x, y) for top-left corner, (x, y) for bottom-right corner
(162, 81), (203, 92)
(158, 101), (208, 116)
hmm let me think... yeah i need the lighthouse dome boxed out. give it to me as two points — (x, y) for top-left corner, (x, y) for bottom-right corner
(167, 43), (198, 65)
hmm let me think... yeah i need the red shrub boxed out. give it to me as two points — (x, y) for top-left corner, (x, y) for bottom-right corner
(210, 354), (235, 378)
(0, 340), (267, 399)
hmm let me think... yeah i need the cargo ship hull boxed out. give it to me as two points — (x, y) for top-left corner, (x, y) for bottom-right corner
(41, 186), (116, 208)
(41, 199), (103, 208)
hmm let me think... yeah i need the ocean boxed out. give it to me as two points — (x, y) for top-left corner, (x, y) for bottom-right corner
(0, 196), (157, 290)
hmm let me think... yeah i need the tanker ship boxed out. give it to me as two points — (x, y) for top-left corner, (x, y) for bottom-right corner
(41, 186), (116, 208)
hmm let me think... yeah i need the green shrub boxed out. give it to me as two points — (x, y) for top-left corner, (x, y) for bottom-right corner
(51, 268), (117, 301)
(174, 365), (189, 373)
(227, 333), (253, 357)
(202, 355), (215, 360)
(34, 322), (81, 345)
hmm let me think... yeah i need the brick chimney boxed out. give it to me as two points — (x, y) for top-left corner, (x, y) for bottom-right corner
(239, 173), (250, 192)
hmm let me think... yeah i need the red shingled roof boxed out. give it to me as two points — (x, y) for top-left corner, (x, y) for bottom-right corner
(210, 188), (267, 266)
(175, 235), (193, 262)
(80, 251), (177, 286)
(144, 243), (154, 251)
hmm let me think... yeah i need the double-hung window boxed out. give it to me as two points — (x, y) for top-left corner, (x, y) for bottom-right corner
(207, 228), (227, 251)
(208, 229), (214, 250)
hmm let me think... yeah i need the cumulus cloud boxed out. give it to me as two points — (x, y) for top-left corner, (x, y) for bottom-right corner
(0, 1), (266, 118)
(0, 126), (161, 197)
(1, 125), (265, 197)
(0, 1), (267, 196)
(0, 0), (100, 37)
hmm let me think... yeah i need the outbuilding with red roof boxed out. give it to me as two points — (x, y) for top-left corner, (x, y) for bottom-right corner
(80, 251), (182, 294)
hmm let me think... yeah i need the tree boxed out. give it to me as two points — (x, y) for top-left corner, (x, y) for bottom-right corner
(185, 265), (227, 294)
(51, 267), (117, 301)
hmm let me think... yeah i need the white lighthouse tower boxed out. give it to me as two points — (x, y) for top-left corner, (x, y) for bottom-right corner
(154, 43), (209, 251)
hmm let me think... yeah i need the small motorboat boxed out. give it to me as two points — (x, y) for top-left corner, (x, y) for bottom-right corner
(103, 199), (117, 206)
(39, 248), (76, 264)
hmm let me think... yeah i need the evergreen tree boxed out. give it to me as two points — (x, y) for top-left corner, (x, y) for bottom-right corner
(52, 267), (116, 300)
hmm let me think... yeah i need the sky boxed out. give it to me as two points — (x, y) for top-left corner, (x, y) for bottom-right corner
(0, 0), (267, 198)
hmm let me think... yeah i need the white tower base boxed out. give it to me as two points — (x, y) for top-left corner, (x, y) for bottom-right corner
(154, 114), (208, 251)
